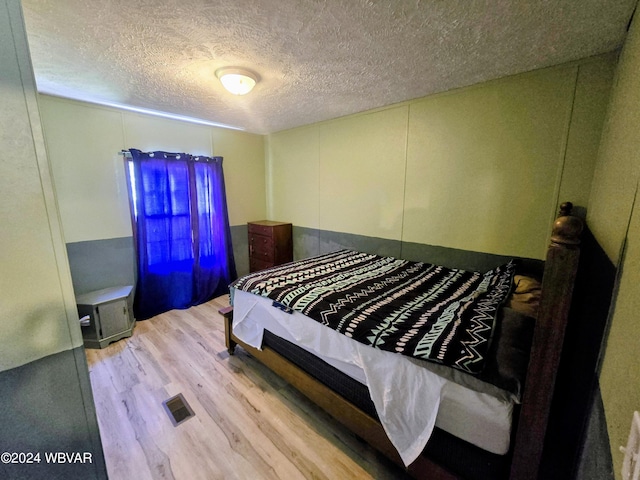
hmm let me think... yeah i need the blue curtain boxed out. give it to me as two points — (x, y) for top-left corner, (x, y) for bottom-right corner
(127, 149), (237, 319)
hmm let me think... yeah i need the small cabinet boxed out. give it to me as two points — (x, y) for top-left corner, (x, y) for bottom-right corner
(248, 221), (292, 272)
(76, 285), (135, 349)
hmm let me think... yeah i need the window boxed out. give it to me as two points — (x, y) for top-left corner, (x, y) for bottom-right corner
(125, 149), (236, 319)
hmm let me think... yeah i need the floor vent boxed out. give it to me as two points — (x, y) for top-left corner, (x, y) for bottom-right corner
(162, 393), (195, 427)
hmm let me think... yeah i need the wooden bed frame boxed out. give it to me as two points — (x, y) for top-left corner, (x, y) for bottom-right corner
(218, 203), (583, 480)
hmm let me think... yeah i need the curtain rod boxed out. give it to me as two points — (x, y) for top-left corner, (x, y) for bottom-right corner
(119, 150), (187, 158)
(119, 150), (221, 163)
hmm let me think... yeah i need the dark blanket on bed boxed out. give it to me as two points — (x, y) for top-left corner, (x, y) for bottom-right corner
(232, 250), (515, 374)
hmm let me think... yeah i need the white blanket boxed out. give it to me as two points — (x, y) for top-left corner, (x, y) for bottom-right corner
(231, 288), (446, 466)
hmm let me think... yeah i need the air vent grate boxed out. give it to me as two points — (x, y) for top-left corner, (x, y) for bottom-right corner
(162, 393), (195, 427)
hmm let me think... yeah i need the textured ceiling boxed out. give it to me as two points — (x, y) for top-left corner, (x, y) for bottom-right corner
(21, 0), (637, 134)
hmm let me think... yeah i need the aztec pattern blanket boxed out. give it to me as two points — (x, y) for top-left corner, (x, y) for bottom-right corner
(231, 250), (515, 374)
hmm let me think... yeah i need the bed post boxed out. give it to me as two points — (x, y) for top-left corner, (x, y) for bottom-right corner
(509, 202), (583, 480)
(218, 306), (237, 354)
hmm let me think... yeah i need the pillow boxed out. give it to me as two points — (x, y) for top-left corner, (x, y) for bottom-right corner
(507, 274), (542, 318)
(477, 307), (535, 402)
(408, 307), (535, 403)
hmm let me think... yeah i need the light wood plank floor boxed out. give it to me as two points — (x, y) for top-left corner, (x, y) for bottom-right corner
(86, 295), (411, 480)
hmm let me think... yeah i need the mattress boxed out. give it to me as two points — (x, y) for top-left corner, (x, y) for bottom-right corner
(231, 288), (514, 464)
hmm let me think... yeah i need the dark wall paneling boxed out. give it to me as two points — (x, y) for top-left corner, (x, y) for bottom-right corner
(575, 385), (615, 480)
(0, 347), (107, 480)
(318, 229), (402, 259)
(292, 226), (543, 275)
(67, 228), (249, 296)
(70, 228), (539, 296)
(230, 224), (249, 278)
(401, 241), (544, 275)
(66, 237), (136, 296)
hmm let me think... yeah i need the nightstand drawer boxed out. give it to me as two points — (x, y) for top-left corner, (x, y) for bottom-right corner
(250, 257), (273, 272)
(248, 223), (275, 237)
(250, 235), (275, 261)
(249, 233), (274, 249)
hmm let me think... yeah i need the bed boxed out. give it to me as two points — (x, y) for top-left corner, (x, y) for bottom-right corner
(218, 203), (583, 480)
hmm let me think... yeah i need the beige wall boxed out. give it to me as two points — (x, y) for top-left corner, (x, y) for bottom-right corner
(267, 125), (320, 228)
(0, 0), (80, 370)
(39, 95), (266, 244)
(590, 9), (640, 478)
(212, 127), (266, 226)
(268, 54), (616, 260)
(404, 66), (575, 258)
(319, 107), (408, 240)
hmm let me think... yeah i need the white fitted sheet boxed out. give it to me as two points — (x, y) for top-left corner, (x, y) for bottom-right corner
(231, 288), (513, 462)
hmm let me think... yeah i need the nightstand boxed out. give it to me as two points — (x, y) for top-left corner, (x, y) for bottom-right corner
(248, 221), (293, 272)
(76, 285), (135, 348)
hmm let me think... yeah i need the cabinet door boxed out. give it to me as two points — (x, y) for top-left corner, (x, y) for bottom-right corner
(97, 300), (130, 338)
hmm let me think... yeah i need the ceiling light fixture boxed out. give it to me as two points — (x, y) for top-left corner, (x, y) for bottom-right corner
(215, 67), (258, 95)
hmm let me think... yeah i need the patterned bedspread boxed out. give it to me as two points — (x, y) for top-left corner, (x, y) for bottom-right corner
(231, 250), (515, 374)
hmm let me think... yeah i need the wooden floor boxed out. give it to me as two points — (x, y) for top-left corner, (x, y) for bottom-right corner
(86, 295), (411, 480)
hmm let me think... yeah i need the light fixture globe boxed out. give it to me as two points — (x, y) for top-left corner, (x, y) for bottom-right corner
(215, 67), (258, 95)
